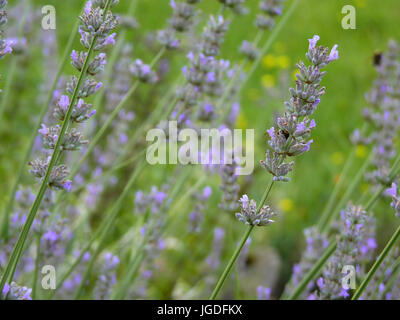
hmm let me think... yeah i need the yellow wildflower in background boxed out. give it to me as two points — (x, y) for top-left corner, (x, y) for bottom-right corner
(279, 198), (294, 212)
(331, 152), (344, 165)
(291, 69), (298, 81)
(355, 0), (366, 8)
(236, 113), (248, 129)
(361, 183), (370, 194)
(261, 74), (275, 88)
(356, 145), (368, 158)
(262, 54), (276, 68)
(276, 55), (290, 69)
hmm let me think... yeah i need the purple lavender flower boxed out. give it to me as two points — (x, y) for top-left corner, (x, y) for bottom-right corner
(235, 195), (275, 227)
(257, 286), (272, 300)
(1, 282), (32, 300)
(387, 183), (400, 217)
(188, 186), (213, 233)
(130, 59), (158, 83)
(206, 227), (226, 270)
(261, 36), (338, 182)
(256, 0), (283, 30)
(351, 40), (400, 187)
(317, 205), (368, 300)
(284, 227), (328, 298)
(94, 252), (120, 300)
(219, 0), (247, 15)
(30, 1), (119, 192)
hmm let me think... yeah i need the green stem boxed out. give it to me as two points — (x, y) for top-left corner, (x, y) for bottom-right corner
(352, 225), (400, 300)
(112, 166), (191, 299)
(220, 0), (299, 122)
(112, 251), (145, 299)
(382, 255), (400, 297)
(70, 149), (146, 194)
(32, 234), (41, 300)
(70, 47), (166, 180)
(0, 17), (80, 240)
(73, 160), (146, 299)
(287, 153), (400, 299)
(210, 225), (254, 300)
(92, 0), (138, 117)
(46, 164), (145, 299)
(287, 241), (337, 300)
(70, 80), (140, 179)
(320, 151), (372, 233)
(242, 0), (299, 88)
(0, 0), (113, 295)
(317, 148), (356, 231)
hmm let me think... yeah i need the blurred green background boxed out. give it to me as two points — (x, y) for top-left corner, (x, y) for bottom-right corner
(1, 0), (400, 298)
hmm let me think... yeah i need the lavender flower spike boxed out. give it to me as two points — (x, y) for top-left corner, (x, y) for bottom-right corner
(387, 183), (400, 218)
(317, 205), (368, 299)
(0, 0), (11, 92)
(235, 195), (276, 227)
(260, 36), (338, 182)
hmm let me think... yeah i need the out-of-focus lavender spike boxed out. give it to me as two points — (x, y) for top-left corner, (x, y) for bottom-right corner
(317, 205), (368, 300)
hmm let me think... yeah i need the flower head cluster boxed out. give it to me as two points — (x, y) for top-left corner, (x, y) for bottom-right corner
(1, 281), (32, 300)
(284, 227), (328, 298)
(59, 251), (91, 299)
(40, 216), (72, 264)
(135, 186), (169, 215)
(39, 124), (89, 151)
(240, 40), (259, 61)
(188, 186), (212, 233)
(255, 0), (284, 30)
(386, 183), (400, 218)
(219, 159), (240, 212)
(79, 1), (119, 50)
(261, 36), (338, 182)
(206, 227), (226, 270)
(257, 286), (272, 300)
(29, 1), (118, 192)
(351, 40), (400, 187)
(157, 0), (200, 50)
(201, 15), (230, 57)
(136, 185), (171, 255)
(94, 252), (120, 300)
(235, 195), (275, 227)
(218, 0), (247, 15)
(169, 0), (196, 32)
(0, 1), (12, 66)
(54, 95), (97, 123)
(29, 157), (71, 191)
(173, 15), (232, 125)
(317, 205), (368, 300)
(130, 59), (158, 83)
(360, 248), (398, 300)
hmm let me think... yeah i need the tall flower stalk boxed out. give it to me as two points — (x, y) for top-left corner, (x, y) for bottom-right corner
(67, 0), (201, 181)
(318, 40), (400, 232)
(0, 0), (14, 113)
(288, 152), (400, 300)
(0, 4), (86, 240)
(352, 183), (400, 300)
(0, 0), (118, 294)
(210, 35), (339, 299)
